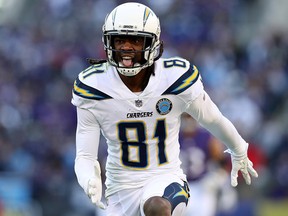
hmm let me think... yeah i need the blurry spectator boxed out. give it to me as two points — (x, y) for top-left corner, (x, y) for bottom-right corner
(179, 113), (237, 216)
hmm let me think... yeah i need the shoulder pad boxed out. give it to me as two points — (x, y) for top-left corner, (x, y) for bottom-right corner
(162, 63), (200, 95)
(73, 62), (112, 100)
(78, 63), (108, 80)
(73, 77), (112, 100)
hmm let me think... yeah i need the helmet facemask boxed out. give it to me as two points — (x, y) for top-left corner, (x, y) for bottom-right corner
(103, 31), (160, 76)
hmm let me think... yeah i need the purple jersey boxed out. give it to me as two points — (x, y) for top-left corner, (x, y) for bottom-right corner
(179, 128), (211, 181)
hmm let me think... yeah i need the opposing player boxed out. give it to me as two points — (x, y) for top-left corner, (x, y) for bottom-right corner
(179, 114), (237, 216)
(71, 2), (258, 216)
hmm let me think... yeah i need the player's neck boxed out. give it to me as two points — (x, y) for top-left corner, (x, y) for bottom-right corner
(118, 68), (152, 92)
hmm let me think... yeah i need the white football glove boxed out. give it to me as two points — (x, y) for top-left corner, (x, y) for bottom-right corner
(87, 162), (106, 209)
(225, 147), (258, 187)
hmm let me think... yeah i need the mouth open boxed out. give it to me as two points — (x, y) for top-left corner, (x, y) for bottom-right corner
(121, 56), (134, 67)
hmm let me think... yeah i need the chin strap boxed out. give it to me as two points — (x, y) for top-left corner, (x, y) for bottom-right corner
(86, 58), (107, 65)
(154, 40), (164, 61)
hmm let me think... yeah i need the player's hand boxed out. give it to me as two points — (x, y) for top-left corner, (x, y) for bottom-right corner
(87, 178), (106, 209)
(225, 148), (258, 187)
(87, 161), (106, 209)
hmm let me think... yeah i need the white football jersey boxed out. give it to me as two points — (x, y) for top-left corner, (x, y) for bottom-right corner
(72, 57), (204, 197)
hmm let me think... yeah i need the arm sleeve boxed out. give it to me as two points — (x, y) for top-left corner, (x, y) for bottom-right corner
(185, 91), (248, 156)
(74, 107), (101, 193)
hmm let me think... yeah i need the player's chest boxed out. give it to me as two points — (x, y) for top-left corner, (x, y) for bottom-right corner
(92, 95), (184, 125)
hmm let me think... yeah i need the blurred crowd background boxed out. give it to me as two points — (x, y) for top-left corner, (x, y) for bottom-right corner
(0, 0), (287, 216)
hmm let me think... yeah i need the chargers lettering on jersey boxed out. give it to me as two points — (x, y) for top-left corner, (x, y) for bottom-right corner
(127, 112), (153, 118)
(162, 65), (199, 95)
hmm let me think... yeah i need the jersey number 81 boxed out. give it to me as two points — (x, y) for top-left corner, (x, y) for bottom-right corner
(118, 119), (167, 169)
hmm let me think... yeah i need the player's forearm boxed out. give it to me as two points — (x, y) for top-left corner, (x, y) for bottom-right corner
(186, 92), (247, 156)
(75, 107), (101, 192)
(201, 113), (248, 156)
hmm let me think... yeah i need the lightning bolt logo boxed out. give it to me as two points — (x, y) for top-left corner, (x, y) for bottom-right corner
(73, 81), (95, 97)
(173, 65), (199, 92)
(73, 78), (112, 100)
(162, 64), (200, 95)
(173, 186), (189, 199)
(143, 7), (151, 26)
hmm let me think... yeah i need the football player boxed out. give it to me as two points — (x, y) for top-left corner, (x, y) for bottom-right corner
(71, 2), (258, 216)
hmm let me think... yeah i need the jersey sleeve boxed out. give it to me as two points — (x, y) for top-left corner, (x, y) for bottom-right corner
(183, 65), (205, 102)
(72, 92), (95, 110)
(74, 107), (101, 192)
(186, 68), (204, 102)
(185, 91), (248, 156)
(71, 68), (97, 110)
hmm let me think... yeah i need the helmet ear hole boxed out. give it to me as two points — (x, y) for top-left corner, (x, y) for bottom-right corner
(154, 41), (164, 61)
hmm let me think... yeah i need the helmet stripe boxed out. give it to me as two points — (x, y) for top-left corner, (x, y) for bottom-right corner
(143, 7), (151, 26)
(112, 9), (117, 27)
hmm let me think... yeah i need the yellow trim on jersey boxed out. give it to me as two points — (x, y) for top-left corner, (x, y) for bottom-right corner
(174, 65), (199, 92)
(174, 187), (189, 199)
(73, 80), (95, 97)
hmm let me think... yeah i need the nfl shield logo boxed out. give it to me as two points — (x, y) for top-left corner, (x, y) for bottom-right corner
(135, 99), (143, 107)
